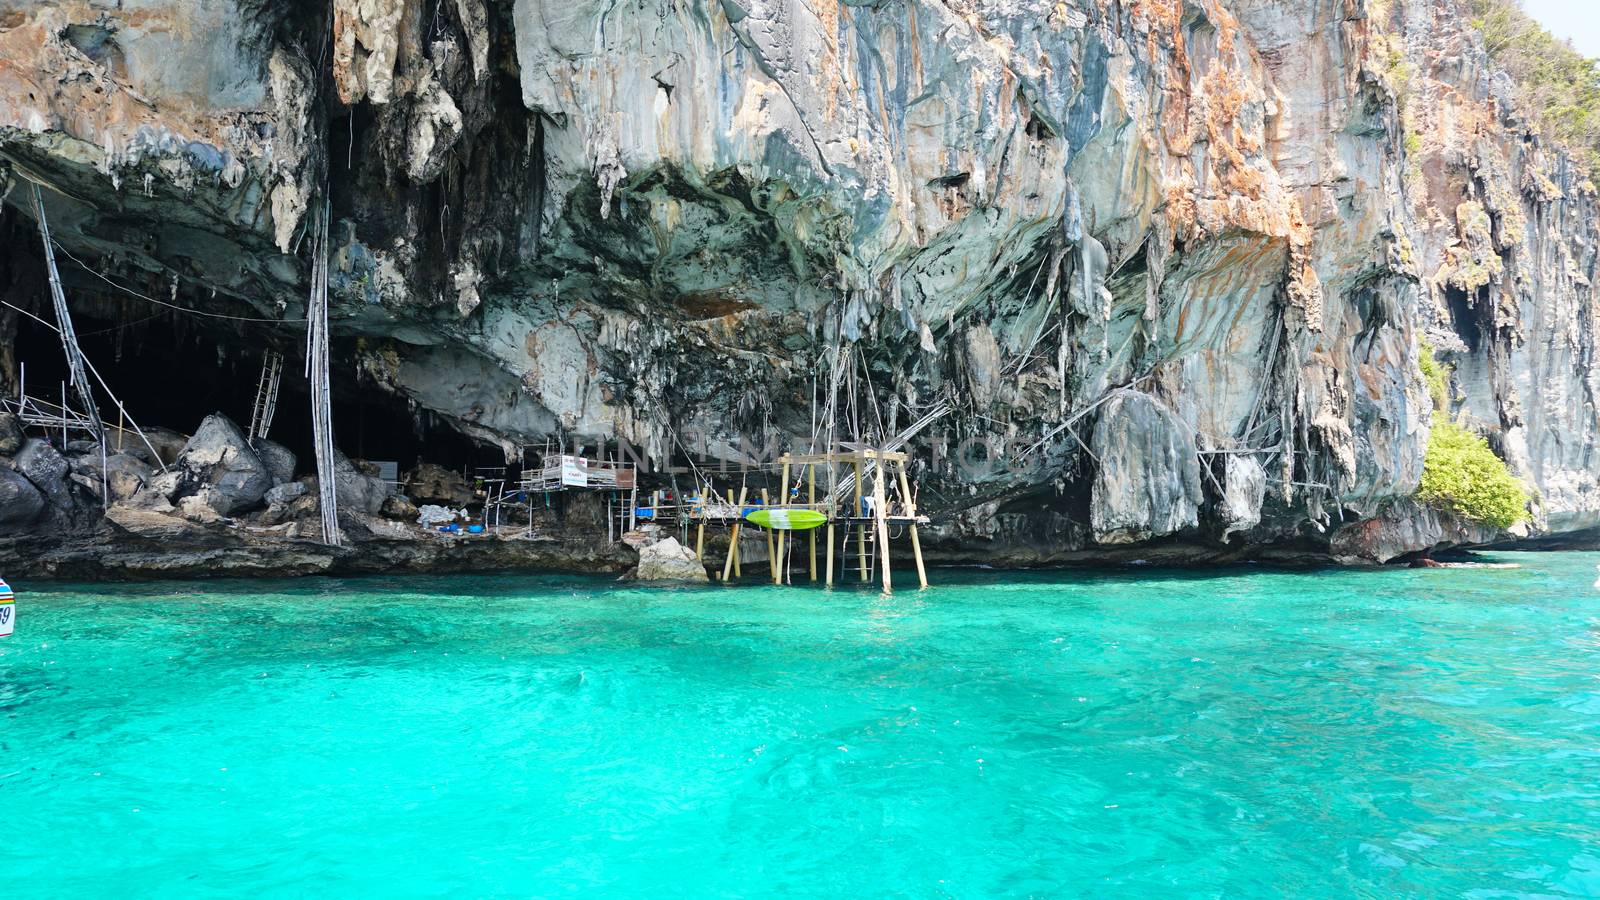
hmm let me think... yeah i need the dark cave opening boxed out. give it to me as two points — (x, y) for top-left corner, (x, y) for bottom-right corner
(1443, 284), (1482, 353)
(8, 303), (489, 478)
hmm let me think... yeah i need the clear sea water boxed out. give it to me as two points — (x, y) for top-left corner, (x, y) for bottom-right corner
(3, 552), (1599, 898)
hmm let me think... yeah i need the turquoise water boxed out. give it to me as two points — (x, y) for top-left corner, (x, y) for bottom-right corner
(3, 553), (1599, 897)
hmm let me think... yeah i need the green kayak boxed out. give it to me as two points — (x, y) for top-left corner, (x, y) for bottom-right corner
(744, 508), (828, 531)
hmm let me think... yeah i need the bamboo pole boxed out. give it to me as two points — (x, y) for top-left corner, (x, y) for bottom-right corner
(854, 458), (867, 582)
(825, 454), (836, 586)
(896, 459), (928, 589)
(733, 486), (745, 578)
(762, 488), (775, 579)
(873, 452), (892, 593)
(721, 488), (741, 581)
(807, 462), (817, 582)
(776, 458), (790, 585)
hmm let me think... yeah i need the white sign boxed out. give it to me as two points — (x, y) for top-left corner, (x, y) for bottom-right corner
(560, 455), (589, 487)
(0, 599), (13, 638)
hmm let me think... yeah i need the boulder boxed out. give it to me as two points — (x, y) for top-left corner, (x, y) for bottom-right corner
(332, 450), (390, 515)
(0, 411), (24, 456)
(15, 438), (72, 509)
(0, 468), (45, 528)
(139, 426), (191, 466)
(252, 439), (297, 485)
(380, 494), (419, 521)
(264, 481), (309, 505)
(177, 493), (225, 524)
(403, 462), (475, 506)
(256, 480), (312, 526)
(634, 536), (709, 582)
(68, 452), (154, 503)
(174, 414), (271, 515)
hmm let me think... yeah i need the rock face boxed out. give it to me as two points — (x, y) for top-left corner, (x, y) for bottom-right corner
(0, 0), (1595, 567)
(1090, 391), (1203, 545)
(634, 537), (709, 583)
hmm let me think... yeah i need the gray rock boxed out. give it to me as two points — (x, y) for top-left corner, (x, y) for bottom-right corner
(0, 468), (45, 528)
(67, 452), (154, 503)
(252, 438), (296, 485)
(381, 494), (419, 521)
(15, 438), (72, 509)
(264, 481), (308, 505)
(634, 536), (709, 582)
(174, 414), (271, 515)
(1090, 391), (1203, 545)
(331, 451), (391, 516)
(123, 426), (189, 468)
(1219, 456), (1267, 541)
(403, 463), (474, 507)
(0, 412), (24, 456)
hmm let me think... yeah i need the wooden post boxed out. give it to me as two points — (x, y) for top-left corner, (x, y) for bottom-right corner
(825, 451), (838, 586)
(776, 457), (790, 585)
(733, 487), (745, 578)
(854, 457), (868, 582)
(762, 488), (776, 579)
(873, 452), (893, 593)
(695, 516), (705, 573)
(896, 459), (928, 589)
(807, 462), (817, 582)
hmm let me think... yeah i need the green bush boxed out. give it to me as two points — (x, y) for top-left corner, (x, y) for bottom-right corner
(1418, 420), (1529, 528)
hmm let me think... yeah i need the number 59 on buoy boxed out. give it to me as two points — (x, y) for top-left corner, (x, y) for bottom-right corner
(0, 577), (13, 638)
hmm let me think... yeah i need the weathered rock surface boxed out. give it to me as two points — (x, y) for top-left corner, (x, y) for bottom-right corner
(0, 412), (23, 456)
(634, 536), (709, 582)
(0, 468), (45, 529)
(1091, 391), (1205, 544)
(15, 439), (72, 510)
(0, 0), (1594, 573)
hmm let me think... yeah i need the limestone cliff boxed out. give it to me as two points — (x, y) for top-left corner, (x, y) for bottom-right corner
(0, 0), (1594, 569)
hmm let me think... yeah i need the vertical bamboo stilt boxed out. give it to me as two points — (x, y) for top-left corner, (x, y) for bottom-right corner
(762, 488), (776, 579)
(825, 456), (836, 586)
(733, 487), (746, 578)
(896, 460), (928, 589)
(776, 458), (790, 585)
(873, 452), (892, 593)
(807, 463), (817, 582)
(854, 458), (868, 582)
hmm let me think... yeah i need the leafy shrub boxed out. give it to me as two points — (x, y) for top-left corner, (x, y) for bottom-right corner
(1469, 0), (1600, 176)
(1418, 420), (1529, 528)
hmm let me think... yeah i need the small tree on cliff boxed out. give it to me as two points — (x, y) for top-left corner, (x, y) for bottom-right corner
(1414, 341), (1530, 528)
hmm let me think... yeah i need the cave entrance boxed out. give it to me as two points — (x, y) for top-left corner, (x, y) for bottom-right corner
(7, 303), (488, 478)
